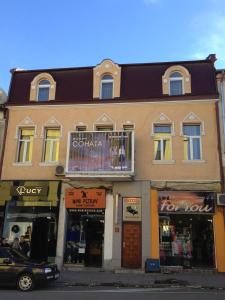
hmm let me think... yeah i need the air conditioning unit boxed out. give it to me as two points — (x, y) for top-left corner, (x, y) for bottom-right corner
(217, 194), (225, 206)
(55, 165), (65, 176)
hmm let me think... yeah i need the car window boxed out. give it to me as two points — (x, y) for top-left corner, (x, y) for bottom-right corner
(0, 248), (10, 263)
(10, 249), (29, 261)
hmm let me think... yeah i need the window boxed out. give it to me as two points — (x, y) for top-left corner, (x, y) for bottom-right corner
(96, 125), (113, 131)
(169, 72), (183, 96)
(153, 125), (172, 160)
(43, 128), (60, 163)
(183, 124), (201, 160)
(101, 75), (113, 99)
(76, 126), (87, 131)
(17, 128), (34, 163)
(37, 80), (50, 101)
(123, 124), (134, 131)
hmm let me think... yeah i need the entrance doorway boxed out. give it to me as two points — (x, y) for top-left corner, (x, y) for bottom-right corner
(122, 222), (141, 268)
(65, 212), (105, 267)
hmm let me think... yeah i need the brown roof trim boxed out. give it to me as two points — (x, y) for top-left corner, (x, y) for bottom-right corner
(6, 94), (219, 107)
(10, 58), (213, 75)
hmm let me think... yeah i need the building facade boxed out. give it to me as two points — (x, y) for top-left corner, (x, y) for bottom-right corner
(1, 57), (225, 271)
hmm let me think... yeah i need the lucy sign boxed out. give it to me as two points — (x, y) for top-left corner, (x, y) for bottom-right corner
(158, 191), (215, 214)
(11, 186), (48, 197)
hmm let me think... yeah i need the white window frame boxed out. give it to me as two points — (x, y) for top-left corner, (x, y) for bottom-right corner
(100, 76), (114, 99)
(154, 136), (172, 161)
(17, 128), (34, 163)
(43, 128), (60, 163)
(183, 125), (202, 161)
(169, 73), (184, 96)
(37, 80), (51, 101)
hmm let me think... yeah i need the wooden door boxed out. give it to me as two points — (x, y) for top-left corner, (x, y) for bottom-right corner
(122, 222), (141, 268)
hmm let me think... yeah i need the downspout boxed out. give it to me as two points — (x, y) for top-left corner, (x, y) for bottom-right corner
(0, 107), (9, 179)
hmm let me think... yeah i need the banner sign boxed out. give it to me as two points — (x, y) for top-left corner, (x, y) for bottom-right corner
(66, 131), (133, 173)
(65, 188), (106, 209)
(11, 186), (48, 197)
(123, 197), (142, 221)
(158, 191), (215, 214)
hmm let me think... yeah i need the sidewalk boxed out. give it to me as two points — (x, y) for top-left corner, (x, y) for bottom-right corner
(56, 268), (225, 290)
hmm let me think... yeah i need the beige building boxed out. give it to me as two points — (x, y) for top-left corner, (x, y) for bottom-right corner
(1, 57), (225, 272)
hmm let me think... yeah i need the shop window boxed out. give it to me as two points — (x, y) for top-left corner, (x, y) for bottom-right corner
(153, 125), (172, 161)
(43, 128), (60, 163)
(37, 80), (50, 101)
(169, 72), (183, 96)
(101, 75), (113, 99)
(17, 128), (34, 163)
(183, 124), (201, 160)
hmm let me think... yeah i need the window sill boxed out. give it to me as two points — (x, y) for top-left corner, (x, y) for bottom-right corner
(39, 162), (59, 167)
(182, 160), (206, 164)
(152, 160), (175, 165)
(12, 162), (33, 167)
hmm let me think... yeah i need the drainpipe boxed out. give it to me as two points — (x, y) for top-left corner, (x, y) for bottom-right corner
(0, 107), (9, 179)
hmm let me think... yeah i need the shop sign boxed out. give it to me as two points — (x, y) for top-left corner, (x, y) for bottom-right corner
(11, 185), (48, 197)
(65, 189), (106, 209)
(66, 131), (133, 173)
(158, 191), (215, 214)
(123, 197), (142, 221)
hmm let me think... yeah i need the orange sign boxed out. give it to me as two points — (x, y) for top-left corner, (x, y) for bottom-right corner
(65, 188), (106, 209)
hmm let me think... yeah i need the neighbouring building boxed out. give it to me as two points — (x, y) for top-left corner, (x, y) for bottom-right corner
(1, 56), (225, 272)
(0, 85), (7, 236)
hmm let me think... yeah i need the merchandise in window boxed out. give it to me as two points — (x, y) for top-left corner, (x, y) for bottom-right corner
(17, 128), (34, 163)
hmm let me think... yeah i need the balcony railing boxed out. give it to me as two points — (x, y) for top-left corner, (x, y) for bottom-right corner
(66, 131), (134, 177)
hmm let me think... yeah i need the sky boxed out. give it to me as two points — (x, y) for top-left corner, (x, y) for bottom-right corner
(0, 0), (225, 92)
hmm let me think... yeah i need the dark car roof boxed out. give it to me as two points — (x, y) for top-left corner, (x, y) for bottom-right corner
(7, 58), (218, 105)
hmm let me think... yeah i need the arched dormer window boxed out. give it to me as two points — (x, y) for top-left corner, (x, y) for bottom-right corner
(169, 72), (183, 95)
(38, 80), (51, 101)
(101, 75), (113, 99)
(93, 59), (121, 99)
(162, 65), (191, 96)
(30, 73), (56, 101)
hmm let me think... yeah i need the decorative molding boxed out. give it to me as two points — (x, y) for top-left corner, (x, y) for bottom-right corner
(41, 116), (62, 138)
(151, 113), (175, 136)
(15, 117), (37, 138)
(180, 112), (205, 135)
(93, 59), (121, 99)
(30, 72), (56, 101)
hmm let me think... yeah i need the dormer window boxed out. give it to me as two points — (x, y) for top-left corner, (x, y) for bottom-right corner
(162, 65), (191, 96)
(38, 80), (50, 101)
(101, 75), (113, 99)
(30, 73), (56, 102)
(169, 72), (183, 96)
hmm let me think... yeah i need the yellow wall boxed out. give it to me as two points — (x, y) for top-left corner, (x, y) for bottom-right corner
(2, 100), (220, 181)
(150, 189), (159, 259)
(214, 206), (225, 272)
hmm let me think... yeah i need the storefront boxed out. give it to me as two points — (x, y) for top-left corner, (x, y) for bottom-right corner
(65, 188), (106, 267)
(0, 180), (60, 261)
(158, 191), (216, 268)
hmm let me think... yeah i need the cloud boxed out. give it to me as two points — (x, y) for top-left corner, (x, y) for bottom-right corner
(191, 13), (225, 66)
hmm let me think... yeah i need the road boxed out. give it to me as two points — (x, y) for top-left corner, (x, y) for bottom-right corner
(0, 287), (225, 300)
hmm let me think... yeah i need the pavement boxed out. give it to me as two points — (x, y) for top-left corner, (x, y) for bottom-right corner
(56, 267), (225, 290)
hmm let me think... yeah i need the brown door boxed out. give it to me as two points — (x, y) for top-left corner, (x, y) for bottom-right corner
(122, 222), (141, 268)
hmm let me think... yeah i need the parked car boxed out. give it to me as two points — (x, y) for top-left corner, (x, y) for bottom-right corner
(0, 247), (60, 291)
